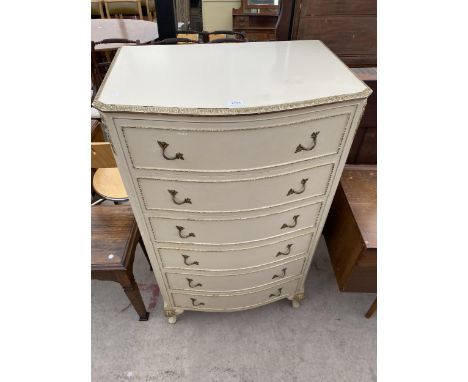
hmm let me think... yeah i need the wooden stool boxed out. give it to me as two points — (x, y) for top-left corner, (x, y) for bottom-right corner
(92, 205), (152, 321)
(324, 165), (377, 318)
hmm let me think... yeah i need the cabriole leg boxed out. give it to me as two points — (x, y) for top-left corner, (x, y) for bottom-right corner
(291, 293), (305, 309)
(164, 308), (183, 324)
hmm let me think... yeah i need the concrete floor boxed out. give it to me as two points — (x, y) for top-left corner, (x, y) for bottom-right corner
(92, 236), (376, 382)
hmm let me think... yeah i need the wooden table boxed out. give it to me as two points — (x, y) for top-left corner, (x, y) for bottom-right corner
(323, 165), (377, 317)
(91, 19), (158, 50)
(92, 205), (152, 321)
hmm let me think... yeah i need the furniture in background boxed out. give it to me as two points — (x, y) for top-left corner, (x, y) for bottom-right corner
(145, 0), (156, 21)
(275, 0), (295, 41)
(91, 127), (129, 205)
(177, 29), (207, 43)
(92, 205), (152, 321)
(150, 37), (200, 44)
(91, 19), (158, 50)
(103, 0), (144, 19)
(347, 67), (377, 164)
(91, 119), (104, 142)
(207, 30), (246, 42)
(291, 0), (376, 67)
(92, 40), (372, 323)
(92, 0), (156, 20)
(202, 0), (241, 31)
(174, 0), (191, 28)
(91, 38), (140, 92)
(232, 0), (279, 42)
(91, 19), (158, 90)
(92, 0), (106, 18)
(323, 165), (377, 317)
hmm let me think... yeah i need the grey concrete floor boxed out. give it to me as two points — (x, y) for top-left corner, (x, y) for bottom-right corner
(92, 236), (376, 382)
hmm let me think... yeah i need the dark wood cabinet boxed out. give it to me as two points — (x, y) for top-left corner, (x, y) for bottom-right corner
(323, 165), (377, 293)
(233, 0), (279, 42)
(291, 0), (376, 67)
(347, 67), (377, 164)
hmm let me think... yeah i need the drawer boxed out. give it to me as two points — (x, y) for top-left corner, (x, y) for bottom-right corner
(114, 106), (354, 172)
(159, 234), (312, 271)
(171, 279), (299, 311)
(234, 17), (248, 28)
(166, 257), (305, 292)
(149, 202), (322, 245)
(137, 162), (334, 212)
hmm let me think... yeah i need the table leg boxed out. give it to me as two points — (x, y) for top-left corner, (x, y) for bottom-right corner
(365, 297), (377, 318)
(139, 237), (153, 271)
(117, 270), (149, 321)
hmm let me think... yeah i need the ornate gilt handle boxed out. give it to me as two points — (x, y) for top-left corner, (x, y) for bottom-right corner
(272, 268), (287, 279)
(190, 298), (205, 307)
(281, 215), (299, 229)
(287, 178), (309, 196)
(276, 244), (293, 257)
(182, 254), (199, 266)
(186, 278), (202, 288)
(295, 131), (320, 153)
(269, 288), (283, 298)
(168, 190), (192, 205)
(157, 140), (184, 160)
(176, 226), (196, 239)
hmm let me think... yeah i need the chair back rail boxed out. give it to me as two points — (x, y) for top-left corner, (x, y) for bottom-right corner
(103, 0), (144, 19)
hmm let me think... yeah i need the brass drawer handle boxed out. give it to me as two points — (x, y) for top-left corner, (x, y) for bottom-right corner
(182, 254), (199, 266)
(281, 215), (299, 229)
(276, 244), (293, 257)
(295, 131), (320, 153)
(157, 141), (184, 160)
(176, 226), (196, 239)
(168, 190), (192, 205)
(190, 298), (205, 307)
(186, 278), (202, 288)
(272, 268), (287, 279)
(287, 178), (308, 196)
(269, 288), (282, 298)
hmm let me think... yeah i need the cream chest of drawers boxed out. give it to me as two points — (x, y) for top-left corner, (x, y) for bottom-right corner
(93, 40), (372, 323)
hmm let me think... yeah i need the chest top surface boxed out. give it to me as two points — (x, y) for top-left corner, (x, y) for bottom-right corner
(93, 40), (371, 116)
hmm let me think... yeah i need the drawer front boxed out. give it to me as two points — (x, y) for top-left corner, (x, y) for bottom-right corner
(149, 202), (322, 245)
(115, 107), (354, 172)
(166, 257), (305, 292)
(233, 17), (248, 28)
(171, 279), (299, 311)
(159, 234), (312, 271)
(138, 163), (333, 212)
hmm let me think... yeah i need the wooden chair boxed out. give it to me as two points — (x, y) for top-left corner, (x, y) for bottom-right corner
(148, 37), (199, 45)
(91, 38), (140, 90)
(207, 30), (246, 43)
(177, 30), (207, 43)
(91, 0), (105, 18)
(145, 0), (156, 21)
(209, 38), (246, 43)
(103, 0), (144, 19)
(92, 204), (153, 321)
(91, 133), (129, 205)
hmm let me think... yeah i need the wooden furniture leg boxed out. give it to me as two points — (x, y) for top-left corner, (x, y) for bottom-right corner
(117, 270), (149, 321)
(139, 237), (153, 271)
(365, 297), (377, 318)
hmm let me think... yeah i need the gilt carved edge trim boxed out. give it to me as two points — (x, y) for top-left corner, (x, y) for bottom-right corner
(92, 89), (372, 116)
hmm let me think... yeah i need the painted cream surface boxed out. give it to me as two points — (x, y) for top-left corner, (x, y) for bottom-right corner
(93, 41), (370, 115)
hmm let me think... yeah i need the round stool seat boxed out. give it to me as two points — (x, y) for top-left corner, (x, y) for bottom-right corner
(93, 168), (128, 201)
